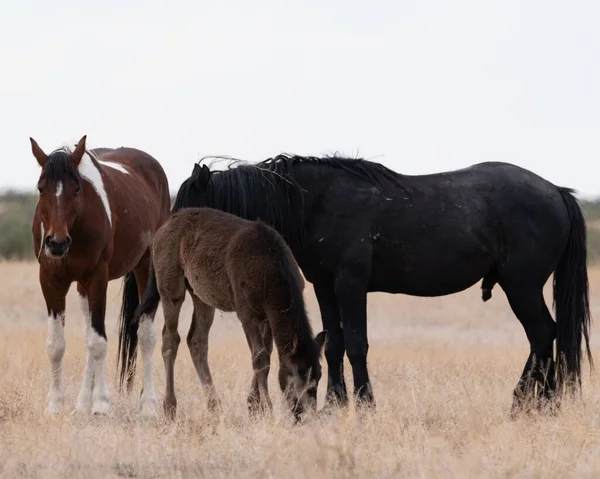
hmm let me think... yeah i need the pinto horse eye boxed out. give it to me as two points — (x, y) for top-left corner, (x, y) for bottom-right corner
(38, 187), (44, 196)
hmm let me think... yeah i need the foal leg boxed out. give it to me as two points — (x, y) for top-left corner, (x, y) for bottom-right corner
(240, 316), (272, 417)
(39, 269), (69, 415)
(314, 279), (348, 408)
(74, 283), (94, 412)
(133, 254), (159, 417)
(161, 295), (184, 419)
(503, 286), (556, 416)
(187, 295), (220, 412)
(86, 263), (111, 415)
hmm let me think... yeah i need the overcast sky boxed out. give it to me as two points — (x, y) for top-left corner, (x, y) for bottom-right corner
(1, 0), (598, 198)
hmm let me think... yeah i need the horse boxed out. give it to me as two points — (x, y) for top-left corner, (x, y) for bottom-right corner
(147, 156), (592, 416)
(30, 135), (171, 416)
(118, 207), (327, 421)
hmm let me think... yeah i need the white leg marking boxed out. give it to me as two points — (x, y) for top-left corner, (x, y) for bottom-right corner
(89, 329), (110, 415)
(138, 315), (158, 417)
(46, 311), (66, 415)
(74, 294), (94, 412)
(77, 152), (112, 227)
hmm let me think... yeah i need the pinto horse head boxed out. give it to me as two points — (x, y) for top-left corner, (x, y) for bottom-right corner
(30, 135), (87, 258)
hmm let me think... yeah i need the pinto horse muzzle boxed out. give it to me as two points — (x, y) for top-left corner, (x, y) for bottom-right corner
(44, 235), (72, 257)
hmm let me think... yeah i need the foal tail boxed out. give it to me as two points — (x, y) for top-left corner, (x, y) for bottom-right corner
(553, 187), (593, 395)
(117, 262), (161, 393)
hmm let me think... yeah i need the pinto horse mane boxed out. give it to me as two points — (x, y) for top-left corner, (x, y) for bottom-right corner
(41, 143), (104, 187)
(174, 153), (405, 251)
(41, 146), (86, 188)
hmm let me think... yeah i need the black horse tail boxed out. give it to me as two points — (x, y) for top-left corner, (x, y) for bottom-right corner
(116, 272), (139, 394)
(553, 187), (593, 395)
(117, 262), (161, 393)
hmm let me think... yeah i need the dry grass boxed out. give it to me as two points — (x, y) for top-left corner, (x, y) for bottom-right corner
(2, 262), (600, 478)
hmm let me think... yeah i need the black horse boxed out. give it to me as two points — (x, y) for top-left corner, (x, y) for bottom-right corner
(170, 154), (592, 414)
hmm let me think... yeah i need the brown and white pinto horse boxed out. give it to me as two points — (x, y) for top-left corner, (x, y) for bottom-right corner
(30, 135), (170, 416)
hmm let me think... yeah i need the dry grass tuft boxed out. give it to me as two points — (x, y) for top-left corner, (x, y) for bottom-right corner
(1, 261), (600, 478)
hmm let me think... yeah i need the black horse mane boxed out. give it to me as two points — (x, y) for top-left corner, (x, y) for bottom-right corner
(256, 153), (403, 191)
(40, 149), (82, 188)
(173, 153), (404, 251)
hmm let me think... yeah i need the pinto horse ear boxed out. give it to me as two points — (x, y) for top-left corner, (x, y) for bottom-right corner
(30, 137), (48, 168)
(193, 163), (211, 186)
(70, 135), (87, 167)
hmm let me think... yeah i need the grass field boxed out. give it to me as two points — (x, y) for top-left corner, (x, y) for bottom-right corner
(1, 261), (600, 478)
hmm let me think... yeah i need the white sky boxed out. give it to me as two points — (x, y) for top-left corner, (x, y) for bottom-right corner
(1, 0), (598, 197)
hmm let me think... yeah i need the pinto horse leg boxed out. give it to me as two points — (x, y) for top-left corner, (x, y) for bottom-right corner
(132, 256), (158, 418)
(503, 287), (556, 416)
(85, 263), (111, 415)
(74, 283), (94, 412)
(40, 270), (69, 415)
(313, 280), (348, 408)
(187, 295), (220, 413)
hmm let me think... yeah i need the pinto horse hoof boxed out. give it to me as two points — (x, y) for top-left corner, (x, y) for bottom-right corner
(140, 399), (159, 418)
(45, 395), (64, 416)
(91, 399), (110, 416)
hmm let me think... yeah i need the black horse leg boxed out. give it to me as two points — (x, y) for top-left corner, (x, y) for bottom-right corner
(313, 280), (348, 407)
(334, 271), (374, 407)
(504, 287), (556, 415)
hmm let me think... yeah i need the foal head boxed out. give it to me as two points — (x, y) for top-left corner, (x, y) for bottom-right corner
(279, 330), (327, 421)
(30, 135), (87, 258)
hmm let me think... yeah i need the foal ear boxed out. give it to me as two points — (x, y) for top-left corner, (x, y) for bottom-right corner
(314, 331), (328, 355)
(30, 137), (48, 168)
(71, 135), (87, 167)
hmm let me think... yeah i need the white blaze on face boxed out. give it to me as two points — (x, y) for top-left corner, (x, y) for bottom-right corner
(55, 181), (63, 218)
